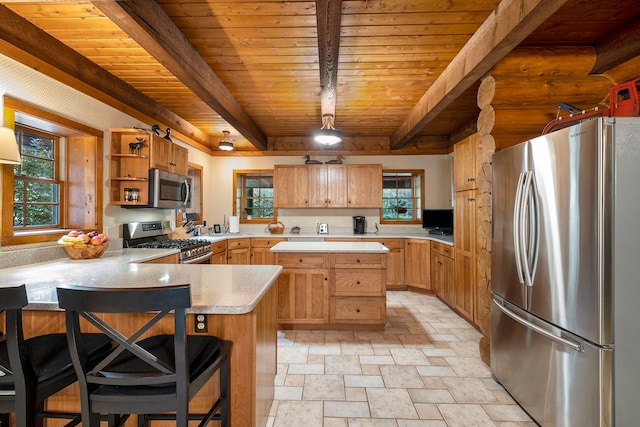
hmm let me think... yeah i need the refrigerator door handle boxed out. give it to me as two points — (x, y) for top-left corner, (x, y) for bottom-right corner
(513, 172), (526, 284)
(492, 297), (583, 352)
(520, 171), (540, 287)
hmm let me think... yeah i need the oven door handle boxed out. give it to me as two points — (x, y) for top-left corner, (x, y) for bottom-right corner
(181, 252), (212, 264)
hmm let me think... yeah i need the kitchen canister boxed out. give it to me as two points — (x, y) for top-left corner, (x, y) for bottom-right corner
(229, 216), (240, 233)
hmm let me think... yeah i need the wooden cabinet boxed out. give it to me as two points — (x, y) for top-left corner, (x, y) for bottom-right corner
(210, 240), (227, 265)
(369, 238), (405, 290)
(250, 237), (286, 265)
(274, 165), (309, 207)
(329, 253), (386, 328)
(274, 164), (382, 208)
(404, 239), (431, 291)
(308, 164), (348, 207)
(431, 241), (455, 305)
(142, 253), (179, 264)
(454, 190), (476, 321)
(453, 133), (478, 191)
(347, 164), (382, 208)
(150, 136), (189, 176)
(109, 128), (188, 206)
(109, 129), (152, 206)
(226, 238), (250, 264)
(276, 253), (330, 326)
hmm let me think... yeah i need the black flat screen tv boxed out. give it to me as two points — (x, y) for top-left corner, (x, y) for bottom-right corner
(422, 209), (453, 235)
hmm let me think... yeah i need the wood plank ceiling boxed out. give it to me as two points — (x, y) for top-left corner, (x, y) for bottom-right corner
(0, 0), (639, 155)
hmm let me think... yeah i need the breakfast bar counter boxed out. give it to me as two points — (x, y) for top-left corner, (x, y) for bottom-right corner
(0, 255), (282, 427)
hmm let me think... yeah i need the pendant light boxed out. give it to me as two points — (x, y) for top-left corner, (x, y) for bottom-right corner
(0, 126), (21, 164)
(313, 114), (343, 146)
(218, 130), (234, 151)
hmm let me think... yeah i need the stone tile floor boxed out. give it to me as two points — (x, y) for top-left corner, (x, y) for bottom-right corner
(267, 291), (536, 427)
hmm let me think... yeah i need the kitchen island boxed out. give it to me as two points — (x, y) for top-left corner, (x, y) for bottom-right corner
(271, 241), (389, 330)
(0, 252), (282, 427)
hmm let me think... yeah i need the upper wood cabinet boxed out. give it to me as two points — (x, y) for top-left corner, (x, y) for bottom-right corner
(150, 136), (189, 176)
(274, 165), (309, 208)
(308, 164), (348, 208)
(347, 164), (382, 208)
(453, 133), (479, 191)
(274, 164), (382, 208)
(109, 129), (152, 206)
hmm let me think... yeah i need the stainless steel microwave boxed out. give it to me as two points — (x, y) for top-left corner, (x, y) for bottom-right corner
(149, 168), (192, 209)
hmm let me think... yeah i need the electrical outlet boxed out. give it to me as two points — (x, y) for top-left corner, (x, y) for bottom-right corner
(194, 313), (208, 333)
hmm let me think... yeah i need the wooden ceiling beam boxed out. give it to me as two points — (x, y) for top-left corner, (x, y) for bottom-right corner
(590, 13), (640, 75)
(0, 4), (209, 147)
(92, 0), (267, 151)
(390, 0), (569, 149)
(316, 0), (343, 121)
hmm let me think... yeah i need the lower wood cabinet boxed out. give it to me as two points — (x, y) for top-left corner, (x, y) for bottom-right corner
(210, 240), (227, 264)
(276, 251), (386, 330)
(431, 241), (455, 306)
(368, 238), (405, 290)
(227, 238), (250, 264)
(142, 253), (179, 264)
(276, 253), (330, 326)
(404, 239), (431, 290)
(250, 237), (286, 265)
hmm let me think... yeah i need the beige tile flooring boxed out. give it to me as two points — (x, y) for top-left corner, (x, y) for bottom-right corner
(267, 291), (536, 427)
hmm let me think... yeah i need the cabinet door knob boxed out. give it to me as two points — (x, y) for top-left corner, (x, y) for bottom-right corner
(356, 308), (361, 313)
(299, 259), (303, 263)
(356, 259), (361, 263)
(356, 281), (361, 286)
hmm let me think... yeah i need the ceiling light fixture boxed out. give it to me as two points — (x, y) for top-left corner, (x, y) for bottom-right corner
(313, 114), (343, 146)
(218, 130), (234, 151)
(0, 126), (21, 164)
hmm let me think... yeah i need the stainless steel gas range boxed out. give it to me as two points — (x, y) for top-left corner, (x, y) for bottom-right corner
(123, 221), (212, 264)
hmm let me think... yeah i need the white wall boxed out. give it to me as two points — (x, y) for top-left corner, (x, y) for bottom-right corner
(206, 154), (452, 234)
(0, 53), (453, 245)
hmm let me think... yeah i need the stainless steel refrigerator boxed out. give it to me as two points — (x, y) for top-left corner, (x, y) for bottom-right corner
(490, 117), (640, 426)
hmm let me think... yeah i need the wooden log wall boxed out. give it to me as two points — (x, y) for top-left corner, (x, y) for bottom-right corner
(475, 74), (496, 365)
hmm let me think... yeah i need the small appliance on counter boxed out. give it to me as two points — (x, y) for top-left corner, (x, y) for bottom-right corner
(353, 216), (366, 234)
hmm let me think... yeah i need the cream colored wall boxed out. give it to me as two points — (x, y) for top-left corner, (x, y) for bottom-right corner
(0, 53), (452, 245)
(205, 154), (452, 234)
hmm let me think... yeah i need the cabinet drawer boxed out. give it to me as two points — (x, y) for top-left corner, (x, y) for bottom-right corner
(330, 297), (385, 323)
(227, 238), (250, 249)
(332, 269), (384, 296)
(211, 241), (227, 254)
(277, 253), (329, 269)
(251, 237), (286, 248)
(331, 253), (385, 268)
(431, 241), (454, 258)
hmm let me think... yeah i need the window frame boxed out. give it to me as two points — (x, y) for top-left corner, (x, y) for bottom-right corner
(2, 97), (103, 245)
(380, 169), (424, 225)
(232, 169), (276, 224)
(12, 125), (62, 230)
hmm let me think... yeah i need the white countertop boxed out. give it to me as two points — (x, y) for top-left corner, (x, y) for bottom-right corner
(0, 248), (282, 314)
(270, 241), (390, 253)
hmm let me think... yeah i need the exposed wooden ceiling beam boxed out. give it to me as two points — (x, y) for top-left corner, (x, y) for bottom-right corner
(590, 13), (640, 75)
(390, 0), (569, 149)
(316, 0), (343, 121)
(0, 3), (209, 146)
(92, 0), (267, 151)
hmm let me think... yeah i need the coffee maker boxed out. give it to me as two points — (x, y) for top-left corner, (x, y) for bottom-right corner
(353, 216), (366, 234)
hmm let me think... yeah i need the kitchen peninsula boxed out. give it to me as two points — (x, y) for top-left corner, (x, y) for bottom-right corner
(271, 241), (389, 330)
(0, 251), (282, 427)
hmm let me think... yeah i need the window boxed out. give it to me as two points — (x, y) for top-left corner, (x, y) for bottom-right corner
(2, 96), (103, 245)
(12, 126), (61, 229)
(233, 170), (275, 223)
(381, 170), (424, 224)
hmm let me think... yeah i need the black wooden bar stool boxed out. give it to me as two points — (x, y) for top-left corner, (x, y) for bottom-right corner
(57, 283), (231, 427)
(0, 284), (113, 427)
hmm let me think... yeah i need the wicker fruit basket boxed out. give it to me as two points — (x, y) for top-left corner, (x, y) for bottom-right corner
(267, 221), (285, 234)
(63, 241), (109, 260)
